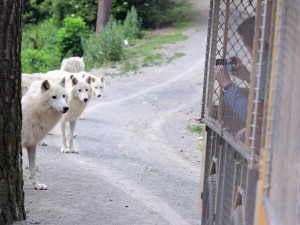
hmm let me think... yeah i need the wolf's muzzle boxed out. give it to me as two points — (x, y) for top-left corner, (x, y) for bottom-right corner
(63, 106), (69, 113)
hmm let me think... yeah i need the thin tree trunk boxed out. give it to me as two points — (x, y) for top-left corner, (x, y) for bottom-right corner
(96, 0), (112, 36)
(0, 0), (25, 224)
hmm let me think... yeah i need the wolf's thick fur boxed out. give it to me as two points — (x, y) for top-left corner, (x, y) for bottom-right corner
(46, 70), (105, 98)
(22, 78), (69, 190)
(78, 72), (105, 98)
(21, 73), (44, 96)
(74, 71), (106, 98)
(60, 57), (85, 73)
(60, 76), (93, 153)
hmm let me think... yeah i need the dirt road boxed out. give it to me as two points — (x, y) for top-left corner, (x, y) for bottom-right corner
(20, 1), (209, 224)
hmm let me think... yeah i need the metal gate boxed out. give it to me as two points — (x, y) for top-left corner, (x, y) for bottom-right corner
(199, 0), (275, 224)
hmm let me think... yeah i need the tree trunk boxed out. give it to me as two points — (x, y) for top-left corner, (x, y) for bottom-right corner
(0, 1), (25, 224)
(96, 0), (112, 36)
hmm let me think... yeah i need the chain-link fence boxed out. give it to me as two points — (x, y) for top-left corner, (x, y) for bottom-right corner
(200, 0), (300, 224)
(201, 0), (272, 158)
(199, 1), (276, 225)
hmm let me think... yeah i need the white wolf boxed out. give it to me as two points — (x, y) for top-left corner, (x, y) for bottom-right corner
(46, 70), (105, 98)
(60, 75), (93, 153)
(22, 78), (69, 190)
(75, 72), (105, 98)
(60, 57), (85, 73)
(21, 73), (44, 96)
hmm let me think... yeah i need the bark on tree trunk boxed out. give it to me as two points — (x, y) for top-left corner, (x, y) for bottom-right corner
(96, 0), (112, 36)
(0, 0), (26, 224)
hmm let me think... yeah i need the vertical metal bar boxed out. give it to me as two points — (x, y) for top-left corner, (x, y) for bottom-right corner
(245, 0), (262, 149)
(201, 0), (214, 119)
(263, 0), (281, 197)
(217, 0), (230, 125)
(208, 0), (221, 118)
(218, 142), (228, 224)
(249, 0), (268, 169)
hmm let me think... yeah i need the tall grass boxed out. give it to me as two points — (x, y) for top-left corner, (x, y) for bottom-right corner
(83, 19), (125, 71)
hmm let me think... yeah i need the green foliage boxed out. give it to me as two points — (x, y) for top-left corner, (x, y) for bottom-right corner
(124, 32), (187, 61)
(22, 19), (61, 73)
(187, 125), (204, 134)
(22, 49), (51, 73)
(111, 0), (192, 28)
(83, 19), (124, 71)
(57, 17), (88, 59)
(51, 0), (98, 27)
(187, 125), (205, 152)
(123, 6), (142, 41)
(23, 0), (52, 24)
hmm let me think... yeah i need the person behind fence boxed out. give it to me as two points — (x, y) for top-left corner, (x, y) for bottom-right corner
(214, 16), (268, 142)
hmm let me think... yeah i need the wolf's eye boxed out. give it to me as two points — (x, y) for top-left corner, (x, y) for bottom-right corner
(79, 89), (81, 92)
(95, 87), (98, 89)
(63, 95), (65, 98)
(86, 89), (88, 91)
(52, 96), (56, 99)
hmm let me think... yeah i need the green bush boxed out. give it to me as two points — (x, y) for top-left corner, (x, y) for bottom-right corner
(111, 0), (192, 28)
(22, 49), (51, 73)
(83, 19), (124, 70)
(22, 19), (61, 73)
(51, 0), (98, 27)
(57, 17), (88, 59)
(123, 6), (142, 41)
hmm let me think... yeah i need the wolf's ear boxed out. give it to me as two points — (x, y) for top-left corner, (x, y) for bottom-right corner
(72, 77), (78, 86)
(92, 77), (96, 82)
(60, 77), (66, 87)
(86, 76), (91, 84)
(101, 76), (104, 82)
(41, 80), (50, 92)
(70, 75), (74, 80)
(82, 74), (85, 78)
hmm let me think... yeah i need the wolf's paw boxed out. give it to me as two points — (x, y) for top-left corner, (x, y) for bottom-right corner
(61, 148), (78, 154)
(34, 183), (48, 190)
(70, 149), (79, 154)
(61, 148), (71, 153)
(39, 141), (48, 146)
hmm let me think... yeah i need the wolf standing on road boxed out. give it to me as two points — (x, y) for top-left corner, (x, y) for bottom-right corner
(22, 78), (69, 190)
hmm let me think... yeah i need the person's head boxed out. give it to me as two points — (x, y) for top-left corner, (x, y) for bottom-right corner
(237, 16), (255, 53)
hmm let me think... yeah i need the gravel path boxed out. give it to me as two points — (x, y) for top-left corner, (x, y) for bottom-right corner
(19, 1), (209, 224)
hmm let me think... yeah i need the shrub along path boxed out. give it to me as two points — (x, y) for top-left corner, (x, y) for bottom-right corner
(18, 0), (208, 224)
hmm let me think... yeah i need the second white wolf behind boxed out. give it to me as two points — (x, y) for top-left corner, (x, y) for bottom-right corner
(60, 57), (85, 73)
(60, 75), (93, 153)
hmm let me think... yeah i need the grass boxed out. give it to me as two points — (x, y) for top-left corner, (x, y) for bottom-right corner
(121, 154), (140, 162)
(144, 166), (160, 174)
(187, 125), (204, 134)
(25, 166), (39, 171)
(142, 53), (164, 67)
(166, 52), (185, 63)
(105, 31), (188, 77)
(187, 124), (205, 151)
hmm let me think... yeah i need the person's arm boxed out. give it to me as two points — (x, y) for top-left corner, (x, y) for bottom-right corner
(223, 85), (248, 122)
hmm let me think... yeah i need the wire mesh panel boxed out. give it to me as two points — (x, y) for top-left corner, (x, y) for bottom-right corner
(202, 0), (264, 152)
(263, 0), (300, 224)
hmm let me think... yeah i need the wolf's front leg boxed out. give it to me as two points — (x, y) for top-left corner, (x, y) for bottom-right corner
(26, 146), (47, 190)
(61, 120), (71, 153)
(68, 120), (78, 154)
